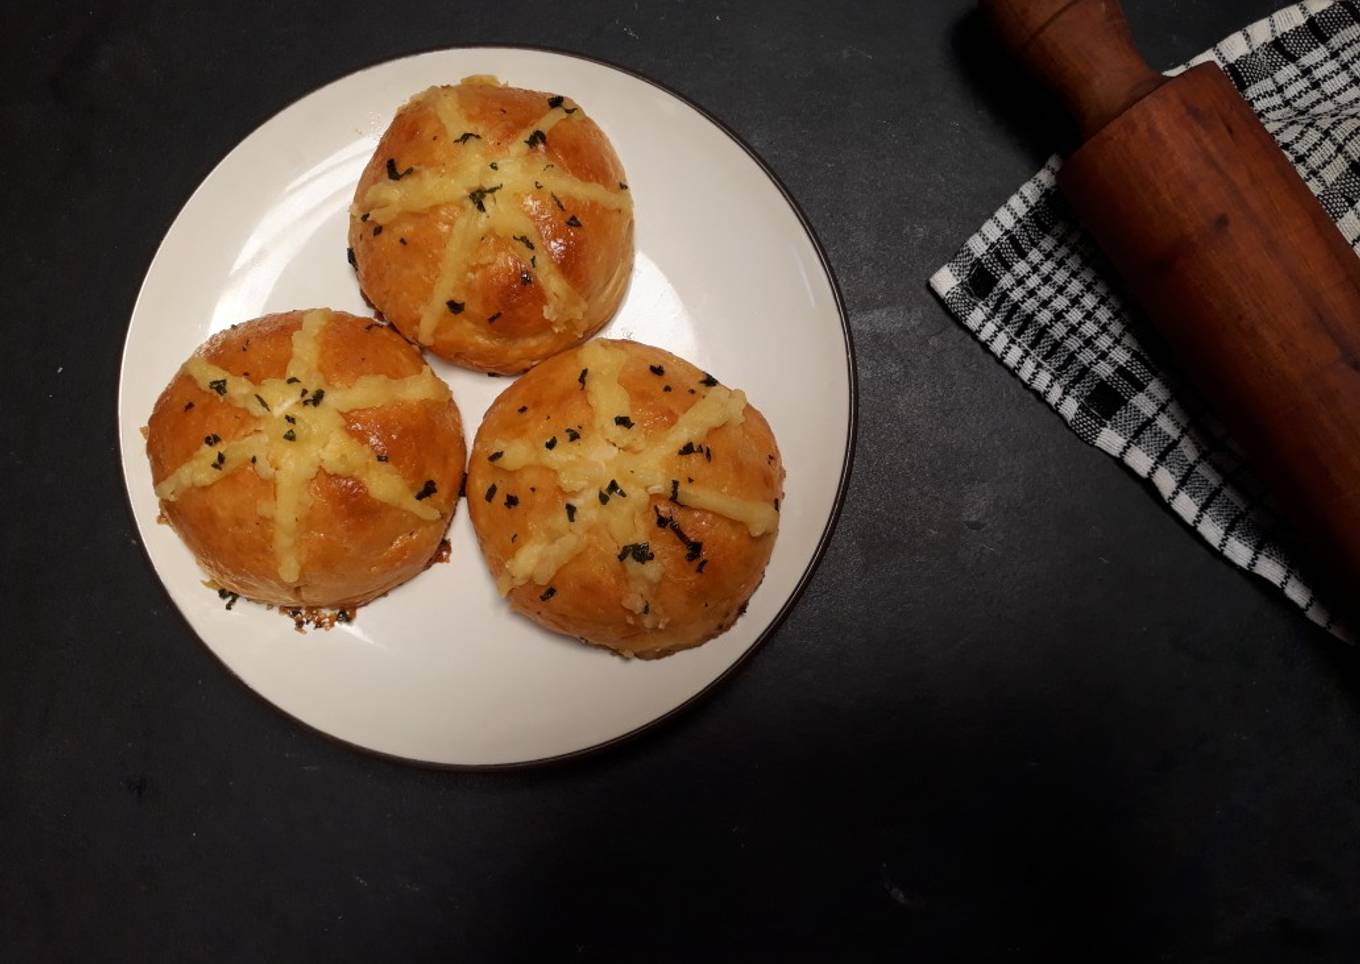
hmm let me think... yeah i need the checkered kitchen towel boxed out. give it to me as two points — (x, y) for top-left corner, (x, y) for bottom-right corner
(929, 0), (1360, 636)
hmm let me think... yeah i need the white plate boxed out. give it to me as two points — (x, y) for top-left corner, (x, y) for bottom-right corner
(117, 47), (854, 767)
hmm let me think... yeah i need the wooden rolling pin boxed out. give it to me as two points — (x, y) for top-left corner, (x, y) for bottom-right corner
(982, 0), (1360, 615)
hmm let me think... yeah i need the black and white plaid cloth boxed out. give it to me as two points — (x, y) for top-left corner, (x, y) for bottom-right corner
(930, 0), (1360, 637)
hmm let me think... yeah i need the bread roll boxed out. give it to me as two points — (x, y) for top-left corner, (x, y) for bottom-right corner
(145, 309), (467, 609)
(466, 339), (784, 658)
(348, 76), (634, 374)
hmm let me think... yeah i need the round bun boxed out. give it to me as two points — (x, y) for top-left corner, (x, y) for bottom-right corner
(466, 339), (784, 658)
(145, 309), (467, 609)
(348, 76), (634, 374)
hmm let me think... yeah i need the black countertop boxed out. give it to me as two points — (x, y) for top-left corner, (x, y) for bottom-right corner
(6, 0), (1357, 958)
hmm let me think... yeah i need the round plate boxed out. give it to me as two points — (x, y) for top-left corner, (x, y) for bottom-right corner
(118, 47), (854, 767)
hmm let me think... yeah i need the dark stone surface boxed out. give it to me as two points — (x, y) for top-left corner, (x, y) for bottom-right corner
(4, 0), (1356, 959)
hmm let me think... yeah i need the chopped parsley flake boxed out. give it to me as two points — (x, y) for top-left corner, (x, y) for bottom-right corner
(614, 415), (634, 429)
(649, 364), (665, 376)
(488, 450), (504, 462)
(212, 451), (225, 469)
(446, 300), (465, 314)
(565, 427), (580, 442)
(346, 247), (356, 267)
(524, 129), (547, 149)
(204, 433), (222, 447)
(551, 193), (565, 211)
(545, 436), (557, 450)
(303, 388), (325, 407)
(547, 95), (564, 109)
(617, 543), (654, 564)
(565, 214), (582, 228)
(578, 368), (588, 389)
(540, 586), (557, 601)
(565, 503), (577, 523)
(386, 158), (413, 180)
(455, 132), (481, 144)
(282, 429), (296, 441)
(504, 494), (519, 508)
(414, 480), (437, 501)
(512, 234), (535, 251)
(467, 184), (503, 212)
(598, 490), (610, 505)
(208, 379), (227, 396)
(254, 394), (270, 412)
(484, 483), (498, 503)
(700, 373), (718, 386)
(372, 225), (383, 236)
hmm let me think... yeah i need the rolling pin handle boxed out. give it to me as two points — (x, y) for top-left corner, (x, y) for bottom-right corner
(980, 0), (1166, 138)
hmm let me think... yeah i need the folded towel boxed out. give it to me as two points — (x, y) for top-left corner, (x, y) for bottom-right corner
(930, 0), (1360, 637)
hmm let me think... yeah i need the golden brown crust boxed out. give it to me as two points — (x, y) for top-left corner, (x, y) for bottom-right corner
(466, 340), (784, 658)
(145, 310), (467, 609)
(349, 77), (634, 374)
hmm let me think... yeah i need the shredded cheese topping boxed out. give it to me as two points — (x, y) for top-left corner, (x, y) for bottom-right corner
(485, 343), (778, 628)
(155, 310), (451, 586)
(356, 81), (632, 346)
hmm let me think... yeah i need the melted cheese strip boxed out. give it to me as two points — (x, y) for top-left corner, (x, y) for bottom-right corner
(657, 386), (747, 450)
(182, 358), (272, 417)
(417, 209), (484, 345)
(155, 432), (270, 501)
(535, 171), (631, 212)
(503, 108), (574, 159)
(361, 172), (466, 224)
(432, 87), (479, 156)
(502, 530), (585, 595)
(287, 310), (329, 382)
(581, 341), (639, 450)
(488, 439), (602, 492)
(498, 492), (604, 596)
(269, 436), (321, 584)
(363, 162), (628, 226)
(324, 370), (449, 411)
(159, 309), (447, 586)
(675, 486), (779, 537)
